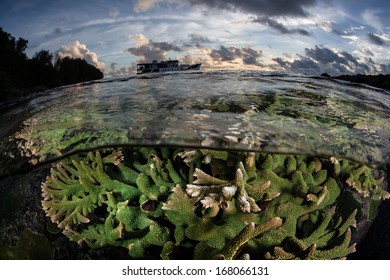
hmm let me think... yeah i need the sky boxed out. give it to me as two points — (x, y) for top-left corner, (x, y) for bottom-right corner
(0, 0), (389, 76)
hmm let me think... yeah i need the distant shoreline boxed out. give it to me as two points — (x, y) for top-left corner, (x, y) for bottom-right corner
(321, 73), (390, 91)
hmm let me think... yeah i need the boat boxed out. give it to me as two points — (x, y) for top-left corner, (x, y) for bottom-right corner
(136, 59), (201, 74)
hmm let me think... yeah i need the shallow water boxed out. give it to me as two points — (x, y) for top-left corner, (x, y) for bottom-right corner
(0, 71), (390, 177)
(1, 71), (390, 260)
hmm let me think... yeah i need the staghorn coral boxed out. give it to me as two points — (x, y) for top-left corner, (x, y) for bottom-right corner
(41, 147), (389, 259)
(41, 150), (140, 229)
(264, 208), (357, 259)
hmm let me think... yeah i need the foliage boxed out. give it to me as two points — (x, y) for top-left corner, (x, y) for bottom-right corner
(55, 57), (103, 85)
(334, 74), (390, 91)
(41, 147), (389, 259)
(0, 27), (103, 101)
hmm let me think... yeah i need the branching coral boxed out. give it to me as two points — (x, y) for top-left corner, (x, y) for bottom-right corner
(41, 147), (388, 259)
(42, 150), (140, 229)
(264, 208), (357, 259)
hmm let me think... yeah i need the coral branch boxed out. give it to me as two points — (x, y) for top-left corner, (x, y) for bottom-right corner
(40, 147), (388, 259)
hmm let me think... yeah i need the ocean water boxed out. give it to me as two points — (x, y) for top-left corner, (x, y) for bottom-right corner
(0, 70), (390, 260)
(0, 70), (389, 176)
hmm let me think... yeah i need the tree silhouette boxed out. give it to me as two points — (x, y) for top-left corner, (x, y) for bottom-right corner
(55, 57), (103, 85)
(30, 50), (60, 87)
(0, 27), (104, 101)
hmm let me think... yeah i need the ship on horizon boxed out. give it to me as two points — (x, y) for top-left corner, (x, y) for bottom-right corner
(136, 59), (201, 74)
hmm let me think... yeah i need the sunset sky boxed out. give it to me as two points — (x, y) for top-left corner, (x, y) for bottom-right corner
(0, 0), (389, 76)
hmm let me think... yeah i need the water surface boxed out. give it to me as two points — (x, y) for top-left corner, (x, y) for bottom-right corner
(1, 71), (389, 177)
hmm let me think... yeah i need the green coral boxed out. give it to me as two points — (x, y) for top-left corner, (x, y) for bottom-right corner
(41, 147), (388, 259)
(41, 150), (140, 229)
(264, 208), (357, 259)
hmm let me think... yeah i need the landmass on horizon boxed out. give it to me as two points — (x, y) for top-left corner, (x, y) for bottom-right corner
(1, 26), (389, 105)
(0, 27), (103, 102)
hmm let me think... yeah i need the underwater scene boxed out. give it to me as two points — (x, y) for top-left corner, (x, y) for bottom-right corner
(0, 71), (389, 260)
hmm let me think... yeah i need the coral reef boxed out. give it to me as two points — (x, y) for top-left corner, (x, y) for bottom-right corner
(41, 147), (388, 259)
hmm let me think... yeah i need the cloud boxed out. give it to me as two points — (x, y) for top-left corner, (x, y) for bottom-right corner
(134, 0), (160, 12)
(272, 45), (386, 75)
(127, 34), (182, 62)
(55, 41), (104, 71)
(253, 17), (311, 36)
(354, 48), (374, 57)
(133, 0), (318, 17)
(150, 41), (182, 52)
(109, 9), (120, 18)
(134, 0), (181, 12)
(189, 0), (317, 17)
(188, 34), (213, 44)
(305, 45), (341, 64)
(107, 65), (134, 77)
(367, 33), (386, 46)
(56, 41), (105, 70)
(210, 45), (263, 66)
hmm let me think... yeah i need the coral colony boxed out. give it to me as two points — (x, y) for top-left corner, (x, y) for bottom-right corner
(41, 148), (389, 259)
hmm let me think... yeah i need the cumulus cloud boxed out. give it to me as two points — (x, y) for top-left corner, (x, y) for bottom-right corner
(56, 41), (105, 70)
(127, 34), (182, 62)
(210, 45), (263, 66)
(253, 17), (311, 36)
(107, 64), (134, 77)
(272, 45), (388, 75)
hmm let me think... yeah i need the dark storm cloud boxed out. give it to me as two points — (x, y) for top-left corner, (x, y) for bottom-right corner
(253, 17), (311, 36)
(274, 45), (376, 75)
(189, 0), (317, 17)
(210, 45), (263, 65)
(127, 39), (182, 62)
(367, 33), (386, 46)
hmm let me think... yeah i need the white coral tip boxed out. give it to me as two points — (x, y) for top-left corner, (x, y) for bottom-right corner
(200, 195), (219, 209)
(222, 186), (237, 200)
(238, 196), (250, 213)
(186, 184), (203, 197)
(330, 157), (339, 164)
